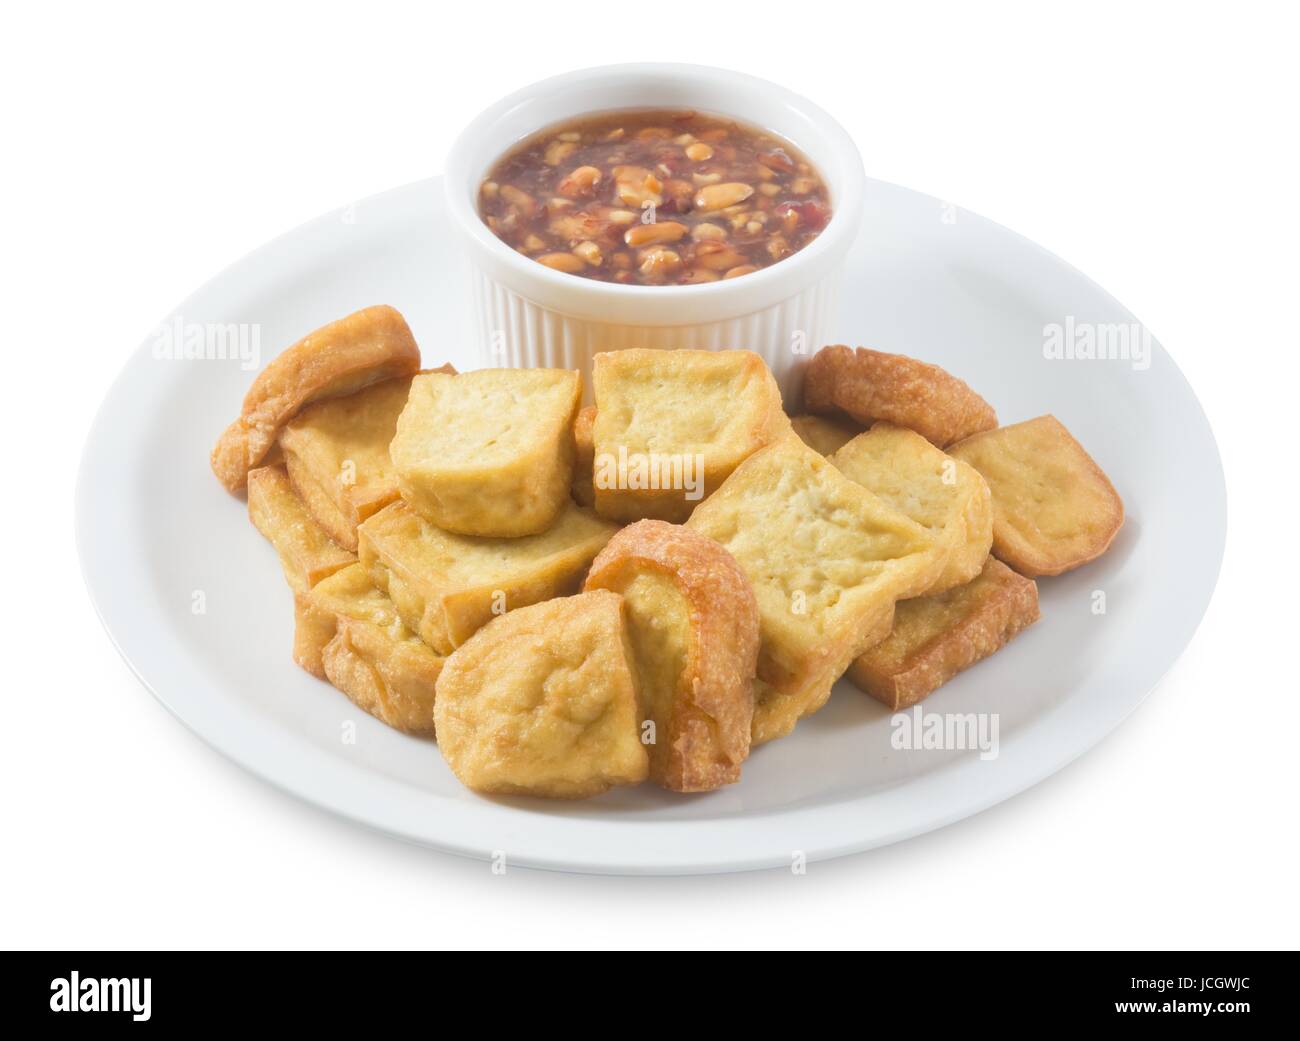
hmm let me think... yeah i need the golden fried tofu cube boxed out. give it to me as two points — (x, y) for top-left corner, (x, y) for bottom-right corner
(357, 499), (617, 656)
(591, 348), (791, 524)
(686, 437), (941, 745)
(211, 304), (421, 492)
(848, 558), (1040, 709)
(830, 422), (993, 595)
(585, 520), (759, 792)
(434, 591), (649, 798)
(305, 563), (444, 736)
(790, 413), (862, 456)
(279, 369), (450, 551)
(948, 415), (1124, 576)
(390, 368), (581, 537)
(246, 465), (354, 593)
(804, 345), (996, 447)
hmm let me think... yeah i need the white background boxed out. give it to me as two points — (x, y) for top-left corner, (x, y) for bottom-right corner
(3, 1), (1296, 949)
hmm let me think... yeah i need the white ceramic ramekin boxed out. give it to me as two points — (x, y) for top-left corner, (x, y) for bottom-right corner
(443, 63), (864, 402)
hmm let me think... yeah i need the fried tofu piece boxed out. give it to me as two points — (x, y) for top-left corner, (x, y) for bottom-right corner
(571, 405), (597, 507)
(948, 415), (1124, 576)
(303, 563), (444, 736)
(322, 618), (441, 737)
(279, 367), (453, 551)
(830, 422), (993, 595)
(585, 520), (759, 792)
(246, 465), (355, 593)
(591, 348), (791, 524)
(790, 413), (863, 456)
(246, 464), (357, 679)
(292, 593), (336, 678)
(434, 591), (649, 798)
(686, 437), (941, 745)
(390, 368), (581, 537)
(357, 499), (617, 655)
(848, 558), (1040, 709)
(211, 305), (421, 491)
(804, 345), (996, 447)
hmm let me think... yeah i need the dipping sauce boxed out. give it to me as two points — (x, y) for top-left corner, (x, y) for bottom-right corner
(478, 110), (832, 285)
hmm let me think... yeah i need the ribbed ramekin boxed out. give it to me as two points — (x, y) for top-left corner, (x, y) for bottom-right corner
(443, 63), (864, 402)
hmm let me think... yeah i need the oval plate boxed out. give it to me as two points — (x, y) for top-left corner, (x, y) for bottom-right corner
(76, 177), (1225, 874)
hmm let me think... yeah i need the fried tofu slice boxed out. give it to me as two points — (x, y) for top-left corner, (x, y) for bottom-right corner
(211, 305), (421, 492)
(790, 413), (862, 456)
(571, 404), (597, 507)
(830, 422), (993, 595)
(686, 437), (941, 745)
(804, 345), (996, 447)
(591, 348), (791, 524)
(246, 465), (355, 593)
(584, 520), (759, 792)
(303, 563), (444, 736)
(245, 467), (439, 729)
(279, 367), (453, 551)
(390, 368), (581, 537)
(246, 464), (356, 678)
(848, 558), (1040, 709)
(434, 591), (649, 798)
(292, 593), (336, 678)
(357, 499), (617, 656)
(948, 415), (1124, 576)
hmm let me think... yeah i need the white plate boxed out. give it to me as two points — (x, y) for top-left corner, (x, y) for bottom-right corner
(76, 177), (1225, 875)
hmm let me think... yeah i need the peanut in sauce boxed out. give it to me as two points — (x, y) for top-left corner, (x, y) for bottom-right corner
(478, 110), (831, 286)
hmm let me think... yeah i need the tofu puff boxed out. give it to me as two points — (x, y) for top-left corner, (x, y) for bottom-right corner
(804, 345), (996, 448)
(434, 592), (648, 798)
(212, 305), (422, 492)
(390, 368), (581, 537)
(247, 464), (356, 677)
(246, 466), (441, 733)
(686, 437), (942, 745)
(830, 422), (992, 595)
(278, 366), (454, 551)
(358, 499), (617, 656)
(585, 521), (759, 792)
(246, 465), (355, 595)
(848, 557), (1040, 710)
(591, 348), (791, 524)
(948, 415), (1124, 577)
(299, 564), (444, 736)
